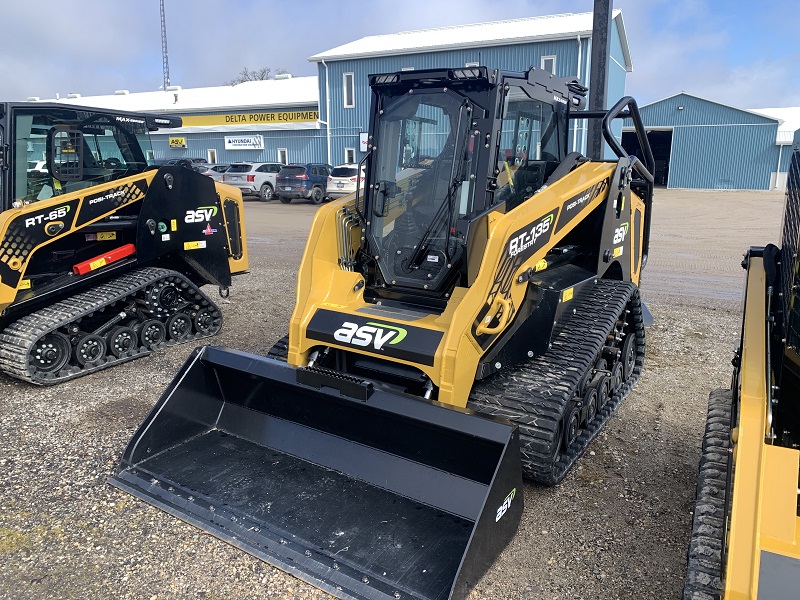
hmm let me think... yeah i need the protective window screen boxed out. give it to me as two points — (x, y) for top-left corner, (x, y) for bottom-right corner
(52, 130), (83, 181)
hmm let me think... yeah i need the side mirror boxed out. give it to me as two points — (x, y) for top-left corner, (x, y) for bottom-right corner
(47, 127), (84, 182)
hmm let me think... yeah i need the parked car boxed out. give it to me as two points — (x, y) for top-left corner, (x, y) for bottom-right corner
(326, 163), (365, 200)
(223, 162), (283, 201)
(275, 163), (331, 204)
(27, 160), (48, 173)
(152, 157), (209, 167)
(195, 164), (229, 182)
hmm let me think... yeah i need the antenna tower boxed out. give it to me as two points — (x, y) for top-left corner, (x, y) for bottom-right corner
(160, 0), (170, 88)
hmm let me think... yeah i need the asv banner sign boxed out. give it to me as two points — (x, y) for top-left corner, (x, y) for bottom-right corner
(224, 135), (264, 150)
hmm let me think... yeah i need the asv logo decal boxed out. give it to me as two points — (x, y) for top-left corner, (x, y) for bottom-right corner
(25, 205), (70, 228)
(613, 222), (630, 244)
(496, 488), (517, 522)
(333, 321), (407, 350)
(185, 206), (218, 223)
(508, 213), (554, 257)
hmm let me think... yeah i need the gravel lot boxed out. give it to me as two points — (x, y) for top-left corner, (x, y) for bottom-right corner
(0, 188), (786, 599)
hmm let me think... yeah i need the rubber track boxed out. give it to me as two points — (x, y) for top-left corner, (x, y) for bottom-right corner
(682, 388), (731, 600)
(0, 267), (222, 385)
(467, 279), (645, 485)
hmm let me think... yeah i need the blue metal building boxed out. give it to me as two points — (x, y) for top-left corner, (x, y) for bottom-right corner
(622, 93), (798, 190)
(49, 10), (633, 169)
(309, 10), (632, 166)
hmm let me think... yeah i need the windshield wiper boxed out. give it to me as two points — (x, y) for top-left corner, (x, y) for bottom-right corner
(406, 101), (470, 271)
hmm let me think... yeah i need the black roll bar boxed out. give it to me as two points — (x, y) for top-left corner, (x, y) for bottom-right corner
(570, 96), (655, 269)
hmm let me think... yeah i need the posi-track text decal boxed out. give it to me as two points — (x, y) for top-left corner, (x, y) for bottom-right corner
(554, 178), (609, 234)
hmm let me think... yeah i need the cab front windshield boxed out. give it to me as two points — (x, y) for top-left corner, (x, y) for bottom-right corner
(368, 90), (478, 291)
(13, 108), (152, 204)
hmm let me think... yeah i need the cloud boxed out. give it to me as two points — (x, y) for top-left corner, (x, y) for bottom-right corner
(1, 0), (798, 110)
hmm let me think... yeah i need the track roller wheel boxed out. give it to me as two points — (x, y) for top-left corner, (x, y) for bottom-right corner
(74, 334), (107, 366)
(584, 387), (598, 426)
(138, 319), (166, 348)
(30, 332), (71, 373)
(193, 307), (217, 335)
(167, 312), (192, 340)
(610, 362), (623, 394)
(593, 374), (610, 408)
(106, 326), (136, 358)
(563, 403), (580, 451)
(621, 332), (637, 381)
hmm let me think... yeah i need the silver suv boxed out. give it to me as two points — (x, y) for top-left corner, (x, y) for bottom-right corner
(223, 162), (284, 201)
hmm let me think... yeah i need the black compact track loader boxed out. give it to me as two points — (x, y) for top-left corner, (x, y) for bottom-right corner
(0, 102), (248, 384)
(112, 66), (654, 599)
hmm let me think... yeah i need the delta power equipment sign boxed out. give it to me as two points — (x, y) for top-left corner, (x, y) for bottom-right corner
(224, 135), (264, 150)
(182, 110), (319, 128)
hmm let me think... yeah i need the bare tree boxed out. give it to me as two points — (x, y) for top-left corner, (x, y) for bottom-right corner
(226, 67), (289, 86)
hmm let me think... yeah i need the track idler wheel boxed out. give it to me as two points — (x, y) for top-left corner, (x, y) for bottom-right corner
(30, 332), (71, 373)
(74, 334), (107, 366)
(106, 326), (137, 358)
(138, 319), (167, 348)
(167, 313), (192, 340)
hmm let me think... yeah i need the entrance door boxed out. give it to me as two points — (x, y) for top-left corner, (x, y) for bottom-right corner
(622, 129), (672, 187)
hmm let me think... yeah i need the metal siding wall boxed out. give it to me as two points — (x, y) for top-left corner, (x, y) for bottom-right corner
(670, 124), (777, 190)
(324, 39), (582, 164)
(151, 128), (326, 165)
(637, 94), (776, 127)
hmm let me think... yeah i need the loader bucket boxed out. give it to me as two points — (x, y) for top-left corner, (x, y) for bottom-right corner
(110, 346), (523, 600)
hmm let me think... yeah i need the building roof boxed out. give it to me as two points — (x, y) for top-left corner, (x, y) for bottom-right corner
(309, 10), (632, 71)
(44, 76), (319, 114)
(635, 92), (800, 145)
(752, 107), (800, 144)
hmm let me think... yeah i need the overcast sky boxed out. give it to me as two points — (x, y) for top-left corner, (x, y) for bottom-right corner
(1, 0), (798, 109)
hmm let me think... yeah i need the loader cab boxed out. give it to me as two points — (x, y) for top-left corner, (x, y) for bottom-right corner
(2, 103), (178, 210)
(361, 67), (578, 305)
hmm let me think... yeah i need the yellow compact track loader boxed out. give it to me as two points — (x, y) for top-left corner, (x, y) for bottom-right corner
(112, 67), (654, 599)
(683, 146), (800, 599)
(0, 102), (248, 384)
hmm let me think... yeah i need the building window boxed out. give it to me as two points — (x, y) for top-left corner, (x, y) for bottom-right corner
(344, 148), (356, 164)
(343, 72), (355, 109)
(207, 149), (217, 164)
(277, 148), (288, 164)
(541, 55), (556, 75)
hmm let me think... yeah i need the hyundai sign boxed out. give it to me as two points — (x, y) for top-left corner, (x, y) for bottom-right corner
(224, 135), (264, 150)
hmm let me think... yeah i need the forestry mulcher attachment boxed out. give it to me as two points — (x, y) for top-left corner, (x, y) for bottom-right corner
(0, 102), (248, 384)
(113, 67), (654, 599)
(684, 144), (800, 599)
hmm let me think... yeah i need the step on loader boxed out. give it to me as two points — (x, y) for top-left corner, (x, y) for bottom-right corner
(683, 141), (800, 598)
(0, 103), (248, 384)
(112, 66), (654, 599)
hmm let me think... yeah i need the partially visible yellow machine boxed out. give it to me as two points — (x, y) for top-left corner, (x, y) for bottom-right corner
(684, 145), (800, 599)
